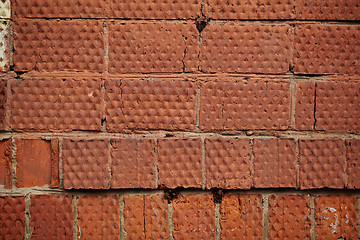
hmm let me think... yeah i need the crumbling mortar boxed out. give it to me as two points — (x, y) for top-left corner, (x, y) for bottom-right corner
(168, 202), (174, 240)
(72, 195), (78, 240)
(119, 195), (126, 240)
(310, 195), (317, 240)
(214, 202), (221, 240)
(11, 137), (17, 189)
(262, 194), (269, 240)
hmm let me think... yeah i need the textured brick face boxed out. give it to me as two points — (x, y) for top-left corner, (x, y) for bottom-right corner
(295, 81), (315, 130)
(220, 194), (262, 239)
(346, 140), (360, 189)
(0, 22), (9, 73)
(0, 196), (25, 240)
(173, 194), (215, 239)
(253, 138), (296, 188)
(0, 78), (6, 129)
(200, 79), (290, 130)
(205, 139), (251, 189)
(0, 139), (12, 188)
(106, 78), (197, 132)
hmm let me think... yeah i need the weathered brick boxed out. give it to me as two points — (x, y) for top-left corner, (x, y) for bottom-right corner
(0, 196), (25, 239)
(30, 195), (73, 240)
(205, 139), (251, 189)
(124, 194), (168, 239)
(16, 139), (59, 188)
(293, 24), (360, 74)
(14, 20), (104, 72)
(63, 139), (110, 189)
(106, 78), (197, 132)
(220, 194), (262, 239)
(0, 139), (12, 188)
(315, 195), (357, 239)
(200, 24), (290, 73)
(295, 81), (315, 130)
(158, 139), (202, 188)
(253, 138), (296, 188)
(109, 22), (199, 73)
(10, 76), (102, 131)
(173, 194), (215, 239)
(0, 77), (6, 129)
(77, 195), (119, 239)
(200, 78), (290, 130)
(299, 140), (345, 189)
(269, 195), (311, 239)
(110, 139), (155, 188)
(0, 21), (10, 72)
(0, 0), (10, 18)
(346, 140), (360, 189)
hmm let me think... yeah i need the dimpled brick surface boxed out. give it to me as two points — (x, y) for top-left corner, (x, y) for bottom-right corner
(30, 195), (73, 240)
(0, 77), (6, 129)
(200, 24), (290, 73)
(253, 138), (296, 188)
(110, 0), (201, 19)
(110, 139), (155, 188)
(315, 195), (357, 239)
(269, 195), (311, 239)
(0, 21), (10, 72)
(109, 22), (199, 73)
(297, 0), (360, 20)
(205, 0), (295, 19)
(315, 81), (360, 132)
(220, 194), (262, 239)
(293, 24), (360, 74)
(205, 139), (251, 189)
(295, 81), (315, 130)
(346, 140), (360, 189)
(10, 76), (102, 131)
(158, 139), (202, 188)
(77, 195), (119, 239)
(0, 139), (11, 188)
(0, 196), (25, 239)
(200, 79), (290, 130)
(14, 20), (104, 72)
(299, 140), (345, 189)
(63, 139), (110, 189)
(0, 0), (10, 18)
(14, 0), (106, 18)
(124, 194), (168, 239)
(173, 194), (215, 239)
(106, 78), (196, 132)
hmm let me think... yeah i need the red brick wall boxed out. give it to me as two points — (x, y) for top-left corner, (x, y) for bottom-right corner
(0, 0), (359, 239)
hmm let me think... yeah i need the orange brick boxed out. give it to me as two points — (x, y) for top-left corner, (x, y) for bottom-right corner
(0, 196), (25, 239)
(0, 139), (12, 188)
(346, 140), (360, 189)
(295, 82), (315, 130)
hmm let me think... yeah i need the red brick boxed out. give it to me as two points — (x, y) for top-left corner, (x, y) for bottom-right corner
(16, 139), (59, 188)
(315, 195), (357, 239)
(105, 78), (197, 132)
(109, 22), (199, 73)
(293, 24), (360, 74)
(220, 194), (262, 239)
(110, 0), (201, 19)
(346, 140), (360, 189)
(14, 0), (107, 18)
(205, 139), (251, 189)
(315, 81), (360, 132)
(0, 78), (6, 129)
(158, 139), (202, 188)
(14, 20), (104, 72)
(269, 195), (311, 239)
(297, 0), (360, 20)
(124, 194), (168, 239)
(253, 138), (296, 188)
(299, 140), (345, 189)
(77, 195), (119, 239)
(200, 24), (290, 73)
(295, 81), (315, 130)
(200, 78), (290, 130)
(0, 139), (12, 188)
(110, 139), (155, 188)
(63, 139), (110, 189)
(173, 194), (215, 239)
(205, 0), (295, 19)
(0, 196), (25, 239)
(30, 195), (73, 240)
(10, 76), (102, 131)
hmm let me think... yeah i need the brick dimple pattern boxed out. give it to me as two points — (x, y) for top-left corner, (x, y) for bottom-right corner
(14, 20), (104, 72)
(269, 195), (311, 239)
(200, 79), (290, 130)
(0, 78), (5, 129)
(0, 0), (10, 18)
(106, 78), (196, 132)
(220, 194), (262, 239)
(295, 81), (315, 130)
(0, 139), (12, 188)
(205, 139), (251, 189)
(0, 196), (25, 240)
(30, 195), (73, 240)
(0, 21), (10, 72)
(346, 140), (360, 189)
(109, 22), (199, 73)
(293, 24), (360, 74)
(200, 24), (290, 73)
(63, 139), (110, 189)
(299, 140), (345, 189)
